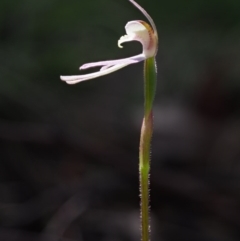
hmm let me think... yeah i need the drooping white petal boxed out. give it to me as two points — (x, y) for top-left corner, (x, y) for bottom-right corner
(80, 53), (145, 70)
(60, 63), (129, 84)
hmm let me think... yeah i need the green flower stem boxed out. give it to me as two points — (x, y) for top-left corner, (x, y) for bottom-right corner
(139, 56), (157, 241)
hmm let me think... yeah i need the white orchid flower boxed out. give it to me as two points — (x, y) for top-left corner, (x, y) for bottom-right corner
(60, 0), (158, 84)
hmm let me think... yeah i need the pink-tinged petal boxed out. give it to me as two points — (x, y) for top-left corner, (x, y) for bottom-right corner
(80, 54), (145, 70)
(60, 63), (129, 84)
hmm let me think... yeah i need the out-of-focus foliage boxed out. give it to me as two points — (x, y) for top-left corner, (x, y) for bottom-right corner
(0, 0), (240, 241)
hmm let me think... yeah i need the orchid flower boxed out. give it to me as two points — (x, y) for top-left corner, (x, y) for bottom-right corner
(60, 0), (158, 84)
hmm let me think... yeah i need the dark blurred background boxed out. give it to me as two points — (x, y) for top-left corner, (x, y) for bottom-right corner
(0, 0), (240, 240)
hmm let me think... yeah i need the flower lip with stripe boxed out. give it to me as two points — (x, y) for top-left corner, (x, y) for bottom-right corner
(60, 0), (158, 85)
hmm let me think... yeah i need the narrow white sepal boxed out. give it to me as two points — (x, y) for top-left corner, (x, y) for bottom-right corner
(60, 63), (129, 84)
(79, 54), (145, 70)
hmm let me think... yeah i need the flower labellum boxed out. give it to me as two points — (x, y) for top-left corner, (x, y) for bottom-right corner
(60, 0), (158, 84)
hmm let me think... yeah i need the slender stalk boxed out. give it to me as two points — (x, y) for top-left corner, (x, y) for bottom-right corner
(139, 57), (157, 241)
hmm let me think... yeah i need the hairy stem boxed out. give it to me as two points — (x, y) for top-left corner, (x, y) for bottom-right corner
(139, 57), (157, 241)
